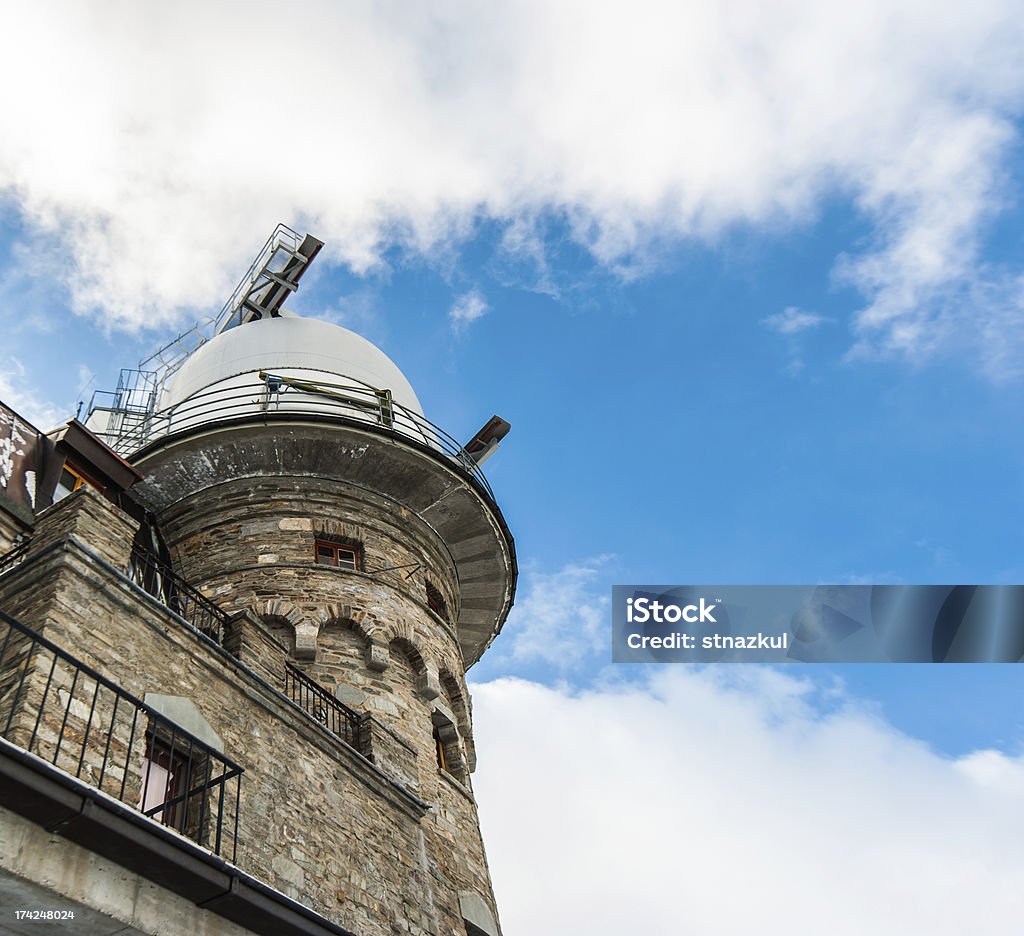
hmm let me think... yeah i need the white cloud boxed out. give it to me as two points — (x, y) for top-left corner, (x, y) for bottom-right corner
(762, 306), (828, 334)
(495, 557), (612, 669)
(0, 357), (69, 431)
(471, 670), (1024, 935)
(0, 1), (1023, 371)
(449, 289), (488, 332)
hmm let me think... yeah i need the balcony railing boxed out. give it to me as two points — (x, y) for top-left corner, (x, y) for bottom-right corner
(0, 540), (31, 578)
(0, 609), (242, 861)
(127, 546), (231, 645)
(87, 372), (496, 502)
(284, 662), (361, 749)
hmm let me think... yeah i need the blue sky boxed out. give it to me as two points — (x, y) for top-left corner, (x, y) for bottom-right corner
(2, 2), (1024, 932)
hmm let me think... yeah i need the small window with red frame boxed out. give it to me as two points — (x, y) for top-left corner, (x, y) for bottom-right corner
(314, 538), (361, 571)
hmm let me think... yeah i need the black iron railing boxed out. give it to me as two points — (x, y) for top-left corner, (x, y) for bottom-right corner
(127, 547), (231, 645)
(0, 540), (31, 578)
(0, 609), (242, 860)
(284, 662), (361, 748)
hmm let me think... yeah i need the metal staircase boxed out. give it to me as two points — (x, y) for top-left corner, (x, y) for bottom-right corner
(213, 224), (323, 334)
(86, 224), (323, 450)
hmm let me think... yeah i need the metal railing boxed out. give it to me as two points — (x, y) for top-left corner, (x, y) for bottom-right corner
(0, 609), (242, 861)
(0, 541), (31, 578)
(127, 547), (231, 645)
(213, 224), (304, 334)
(284, 662), (361, 748)
(88, 371), (496, 501)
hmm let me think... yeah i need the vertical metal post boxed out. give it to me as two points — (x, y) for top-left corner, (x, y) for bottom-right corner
(166, 728), (178, 828)
(76, 678), (101, 778)
(232, 774), (241, 864)
(53, 666), (79, 767)
(98, 692), (121, 789)
(181, 739), (194, 835)
(28, 652), (59, 751)
(120, 707), (139, 800)
(141, 729), (156, 818)
(215, 771), (226, 856)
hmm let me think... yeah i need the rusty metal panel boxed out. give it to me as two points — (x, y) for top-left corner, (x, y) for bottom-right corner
(0, 403), (46, 511)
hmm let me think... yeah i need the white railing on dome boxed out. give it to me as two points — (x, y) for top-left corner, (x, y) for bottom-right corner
(85, 374), (495, 501)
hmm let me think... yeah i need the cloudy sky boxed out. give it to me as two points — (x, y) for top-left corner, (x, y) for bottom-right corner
(2, 1), (1024, 933)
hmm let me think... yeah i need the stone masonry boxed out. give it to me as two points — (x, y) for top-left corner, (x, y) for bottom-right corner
(0, 485), (505, 936)
(0, 381), (514, 936)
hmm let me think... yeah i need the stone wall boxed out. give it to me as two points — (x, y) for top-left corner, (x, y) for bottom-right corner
(151, 476), (502, 934)
(0, 488), (503, 936)
(161, 477), (461, 640)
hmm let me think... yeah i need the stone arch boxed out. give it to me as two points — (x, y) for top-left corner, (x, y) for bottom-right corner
(318, 604), (388, 671)
(316, 603), (380, 643)
(318, 617), (371, 664)
(438, 671), (468, 726)
(252, 598), (318, 659)
(389, 635), (426, 677)
(389, 633), (440, 701)
(439, 669), (475, 773)
(255, 598), (304, 627)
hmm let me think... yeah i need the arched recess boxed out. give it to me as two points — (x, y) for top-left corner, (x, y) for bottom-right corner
(260, 615), (296, 656)
(319, 607), (388, 671)
(291, 617), (367, 707)
(388, 634), (441, 701)
(439, 670), (475, 773)
(439, 670), (471, 735)
(316, 617), (371, 688)
(252, 598), (317, 659)
(316, 603), (380, 644)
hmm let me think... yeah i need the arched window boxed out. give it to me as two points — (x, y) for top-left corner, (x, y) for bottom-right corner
(425, 581), (448, 622)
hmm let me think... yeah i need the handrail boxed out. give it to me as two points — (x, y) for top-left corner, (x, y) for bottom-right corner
(89, 371), (496, 501)
(127, 546), (231, 645)
(0, 541), (31, 578)
(214, 224), (302, 334)
(0, 609), (242, 861)
(284, 662), (361, 749)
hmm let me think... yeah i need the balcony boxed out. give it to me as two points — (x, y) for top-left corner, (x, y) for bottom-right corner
(284, 662), (362, 750)
(0, 608), (242, 860)
(87, 372), (496, 502)
(0, 608), (366, 936)
(127, 544), (232, 646)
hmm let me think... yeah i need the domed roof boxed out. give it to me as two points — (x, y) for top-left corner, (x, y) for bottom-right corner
(161, 315), (425, 415)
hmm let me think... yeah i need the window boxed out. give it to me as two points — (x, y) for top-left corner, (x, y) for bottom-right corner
(139, 736), (189, 830)
(138, 729), (215, 844)
(426, 581), (448, 621)
(432, 710), (465, 782)
(433, 725), (448, 772)
(52, 464), (89, 502)
(315, 538), (360, 571)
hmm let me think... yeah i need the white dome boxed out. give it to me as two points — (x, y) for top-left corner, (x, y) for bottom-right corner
(162, 315), (424, 415)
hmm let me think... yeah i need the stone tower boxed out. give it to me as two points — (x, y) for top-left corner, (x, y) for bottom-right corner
(0, 230), (515, 936)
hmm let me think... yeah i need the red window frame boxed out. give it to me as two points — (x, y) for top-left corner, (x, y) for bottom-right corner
(315, 539), (359, 571)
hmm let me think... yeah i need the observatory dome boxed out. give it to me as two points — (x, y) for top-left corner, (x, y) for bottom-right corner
(161, 314), (425, 415)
